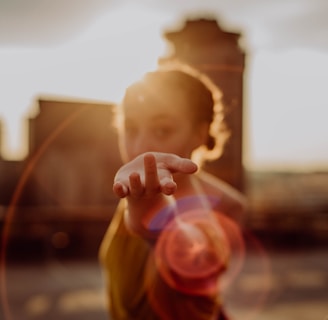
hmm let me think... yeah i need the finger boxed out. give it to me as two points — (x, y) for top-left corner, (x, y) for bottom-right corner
(144, 153), (161, 192)
(171, 157), (198, 174)
(113, 182), (129, 198)
(160, 177), (177, 195)
(158, 153), (198, 174)
(129, 172), (144, 197)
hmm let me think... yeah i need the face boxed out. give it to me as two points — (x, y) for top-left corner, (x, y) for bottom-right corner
(118, 94), (205, 163)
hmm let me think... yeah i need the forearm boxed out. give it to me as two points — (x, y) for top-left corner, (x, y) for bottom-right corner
(123, 193), (171, 241)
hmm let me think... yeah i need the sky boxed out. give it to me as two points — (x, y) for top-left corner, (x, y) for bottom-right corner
(0, 0), (328, 171)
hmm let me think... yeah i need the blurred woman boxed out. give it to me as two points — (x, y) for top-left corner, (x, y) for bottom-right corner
(99, 62), (247, 320)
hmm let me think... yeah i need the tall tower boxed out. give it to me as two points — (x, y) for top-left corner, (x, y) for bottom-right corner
(160, 18), (246, 191)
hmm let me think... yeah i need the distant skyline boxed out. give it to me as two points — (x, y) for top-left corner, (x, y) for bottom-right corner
(0, 1), (328, 171)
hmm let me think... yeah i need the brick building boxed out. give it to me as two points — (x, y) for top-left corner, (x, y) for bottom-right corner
(1, 99), (121, 260)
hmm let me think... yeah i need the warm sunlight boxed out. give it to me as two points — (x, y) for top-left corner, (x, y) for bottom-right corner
(1, 3), (328, 171)
(0, 3), (168, 160)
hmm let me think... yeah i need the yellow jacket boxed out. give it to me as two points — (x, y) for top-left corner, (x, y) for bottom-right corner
(99, 200), (223, 320)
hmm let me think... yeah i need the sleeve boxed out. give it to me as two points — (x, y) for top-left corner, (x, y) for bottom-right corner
(99, 200), (158, 320)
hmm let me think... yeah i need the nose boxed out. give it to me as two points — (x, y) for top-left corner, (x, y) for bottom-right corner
(131, 131), (154, 158)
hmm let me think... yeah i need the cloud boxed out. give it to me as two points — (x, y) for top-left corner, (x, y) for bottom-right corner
(244, 0), (328, 51)
(1, 0), (328, 51)
(0, 0), (113, 46)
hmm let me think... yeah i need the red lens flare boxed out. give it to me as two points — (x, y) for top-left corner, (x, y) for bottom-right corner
(155, 209), (230, 296)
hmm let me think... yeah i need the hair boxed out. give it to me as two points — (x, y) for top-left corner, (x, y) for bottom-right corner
(114, 61), (230, 165)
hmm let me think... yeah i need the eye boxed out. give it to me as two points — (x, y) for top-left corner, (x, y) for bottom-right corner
(153, 126), (173, 138)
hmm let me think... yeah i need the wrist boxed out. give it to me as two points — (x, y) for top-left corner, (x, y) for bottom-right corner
(123, 206), (161, 242)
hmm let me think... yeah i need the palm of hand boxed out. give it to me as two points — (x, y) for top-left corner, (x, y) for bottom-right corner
(113, 152), (198, 199)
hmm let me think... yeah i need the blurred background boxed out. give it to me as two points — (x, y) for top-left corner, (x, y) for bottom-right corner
(0, 1), (327, 319)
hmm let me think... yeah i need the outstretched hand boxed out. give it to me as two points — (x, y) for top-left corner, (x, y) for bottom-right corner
(113, 152), (198, 199)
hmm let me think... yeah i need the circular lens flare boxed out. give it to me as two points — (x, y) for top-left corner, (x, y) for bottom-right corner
(155, 209), (230, 296)
(143, 196), (273, 320)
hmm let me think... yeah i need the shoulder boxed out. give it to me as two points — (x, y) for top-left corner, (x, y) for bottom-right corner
(196, 170), (244, 200)
(196, 170), (248, 223)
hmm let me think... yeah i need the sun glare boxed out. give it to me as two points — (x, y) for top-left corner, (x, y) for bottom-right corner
(1, 4), (328, 171)
(0, 3), (168, 160)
